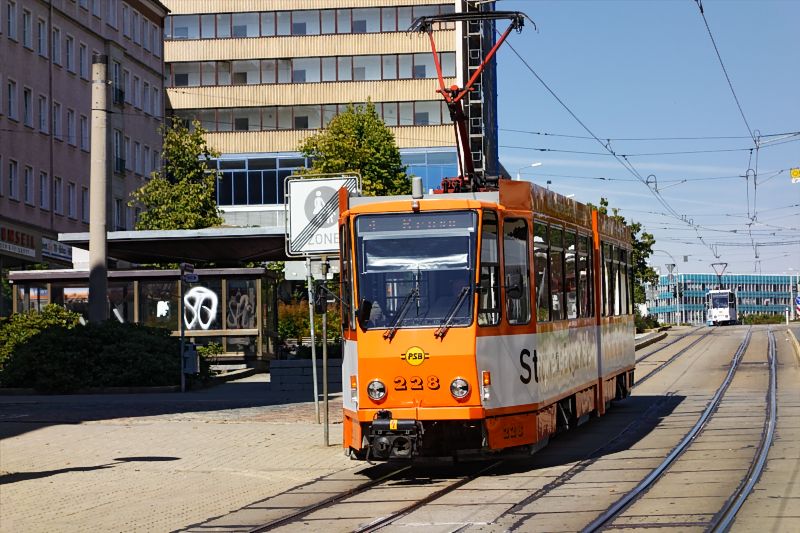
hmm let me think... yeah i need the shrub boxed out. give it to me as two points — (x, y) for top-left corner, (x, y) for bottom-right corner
(0, 320), (211, 392)
(634, 309), (660, 333)
(741, 313), (783, 325)
(0, 305), (82, 373)
(295, 342), (342, 360)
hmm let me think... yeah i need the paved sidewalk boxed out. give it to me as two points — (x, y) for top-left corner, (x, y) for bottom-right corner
(0, 374), (353, 532)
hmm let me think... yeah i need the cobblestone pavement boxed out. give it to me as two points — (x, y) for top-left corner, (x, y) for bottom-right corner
(0, 374), (353, 533)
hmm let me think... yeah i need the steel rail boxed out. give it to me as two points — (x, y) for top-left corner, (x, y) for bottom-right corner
(634, 328), (716, 386)
(581, 327), (753, 533)
(248, 465), (412, 532)
(635, 325), (706, 364)
(709, 328), (777, 532)
(353, 460), (503, 533)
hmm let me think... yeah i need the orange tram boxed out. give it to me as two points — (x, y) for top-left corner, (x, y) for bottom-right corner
(337, 179), (635, 461)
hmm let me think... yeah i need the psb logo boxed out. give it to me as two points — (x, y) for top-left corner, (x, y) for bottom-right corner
(402, 346), (428, 366)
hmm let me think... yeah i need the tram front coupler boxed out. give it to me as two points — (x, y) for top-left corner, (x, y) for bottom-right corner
(367, 411), (422, 460)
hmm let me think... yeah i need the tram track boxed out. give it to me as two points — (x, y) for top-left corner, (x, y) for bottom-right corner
(634, 327), (716, 386)
(237, 329), (724, 532)
(635, 325), (706, 365)
(581, 327), (777, 532)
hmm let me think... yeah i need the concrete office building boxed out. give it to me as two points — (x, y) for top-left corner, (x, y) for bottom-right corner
(645, 273), (799, 325)
(0, 0), (168, 316)
(162, 0), (501, 228)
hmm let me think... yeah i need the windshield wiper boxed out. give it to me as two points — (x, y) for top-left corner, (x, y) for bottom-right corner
(383, 287), (419, 340)
(434, 286), (471, 339)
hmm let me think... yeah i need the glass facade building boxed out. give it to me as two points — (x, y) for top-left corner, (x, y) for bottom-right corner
(645, 273), (799, 325)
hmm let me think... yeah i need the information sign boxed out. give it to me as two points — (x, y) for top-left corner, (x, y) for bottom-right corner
(285, 174), (360, 256)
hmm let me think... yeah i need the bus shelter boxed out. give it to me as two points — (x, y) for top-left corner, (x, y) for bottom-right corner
(9, 267), (280, 366)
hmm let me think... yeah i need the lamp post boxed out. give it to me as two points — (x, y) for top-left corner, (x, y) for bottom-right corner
(515, 161), (542, 180)
(654, 250), (681, 325)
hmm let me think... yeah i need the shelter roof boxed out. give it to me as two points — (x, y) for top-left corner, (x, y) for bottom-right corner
(59, 227), (289, 265)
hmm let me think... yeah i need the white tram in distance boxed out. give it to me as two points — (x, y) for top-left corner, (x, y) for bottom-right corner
(337, 180), (636, 461)
(706, 289), (738, 326)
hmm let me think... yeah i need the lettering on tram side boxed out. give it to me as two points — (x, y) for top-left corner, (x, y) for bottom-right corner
(519, 348), (540, 384)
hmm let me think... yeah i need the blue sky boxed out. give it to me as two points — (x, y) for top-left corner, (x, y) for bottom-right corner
(493, 0), (799, 276)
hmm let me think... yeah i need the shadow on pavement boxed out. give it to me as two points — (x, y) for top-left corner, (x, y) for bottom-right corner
(0, 456), (180, 485)
(0, 375), (331, 440)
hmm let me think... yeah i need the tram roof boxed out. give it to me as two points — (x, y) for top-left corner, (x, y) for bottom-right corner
(59, 227), (289, 265)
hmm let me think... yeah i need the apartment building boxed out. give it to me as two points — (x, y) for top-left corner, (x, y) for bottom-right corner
(162, 1), (499, 227)
(0, 0), (168, 315)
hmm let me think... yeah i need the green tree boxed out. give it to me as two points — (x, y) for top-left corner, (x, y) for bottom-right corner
(593, 198), (658, 304)
(298, 102), (410, 196)
(129, 118), (223, 230)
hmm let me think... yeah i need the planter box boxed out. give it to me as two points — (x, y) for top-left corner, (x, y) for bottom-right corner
(269, 358), (343, 393)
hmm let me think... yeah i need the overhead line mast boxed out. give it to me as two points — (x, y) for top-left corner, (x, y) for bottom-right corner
(411, 11), (526, 193)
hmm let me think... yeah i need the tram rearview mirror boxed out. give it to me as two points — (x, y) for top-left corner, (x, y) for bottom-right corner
(357, 299), (373, 330)
(506, 273), (523, 299)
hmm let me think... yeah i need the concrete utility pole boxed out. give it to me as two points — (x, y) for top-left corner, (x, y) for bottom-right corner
(88, 54), (109, 323)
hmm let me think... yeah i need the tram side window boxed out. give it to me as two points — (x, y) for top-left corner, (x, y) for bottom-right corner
(577, 234), (592, 317)
(565, 230), (577, 319)
(533, 221), (549, 322)
(602, 242), (614, 317)
(616, 248), (625, 316)
(503, 218), (530, 325)
(340, 222), (355, 330)
(627, 253), (634, 314)
(550, 226), (564, 321)
(478, 211), (500, 326)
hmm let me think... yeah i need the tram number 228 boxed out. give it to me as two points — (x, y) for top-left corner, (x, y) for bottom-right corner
(394, 376), (440, 391)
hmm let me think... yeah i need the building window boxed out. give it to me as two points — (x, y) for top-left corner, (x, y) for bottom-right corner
(51, 27), (61, 65)
(133, 76), (140, 108)
(79, 43), (88, 78)
(113, 130), (124, 172)
(6, 79), (17, 120)
(132, 11), (140, 43)
(23, 165), (33, 204)
(143, 145), (150, 175)
(52, 101), (62, 139)
(39, 171), (49, 209)
(66, 108), (76, 145)
(8, 160), (19, 200)
(80, 115), (88, 150)
(142, 81), (149, 113)
(53, 176), (63, 213)
(67, 182), (76, 218)
(21, 8), (30, 48)
(122, 3), (129, 36)
(81, 186), (89, 223)
(36, 18), (46, 56)
(152, 87), (159, 116)
(22, 87), (32, 126)
(38, 94), (47, 131)
(114, 198), (125, 230)
(124, 136), (131, 170)
(91, 0), (100, 18)
(107, 0), (117, 28)
(152, 24), (160, 56)
(65, 36), (75, 72)
(134, 142), (142, 174)
(6, 1), (17, 41)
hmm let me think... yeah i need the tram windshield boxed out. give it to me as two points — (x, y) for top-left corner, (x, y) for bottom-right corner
(710, 293), (729, 309)
(354, 211), (477, 330)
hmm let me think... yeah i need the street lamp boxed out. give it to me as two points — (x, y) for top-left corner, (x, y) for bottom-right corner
(515, 161), (542, 180)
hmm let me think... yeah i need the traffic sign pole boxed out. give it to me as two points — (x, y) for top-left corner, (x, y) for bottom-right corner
(306, 257), (320, 424)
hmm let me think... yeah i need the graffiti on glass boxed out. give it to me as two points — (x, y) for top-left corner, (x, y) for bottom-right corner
(183, 287), (218, 330)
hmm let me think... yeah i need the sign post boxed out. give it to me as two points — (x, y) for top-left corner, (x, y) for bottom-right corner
(179, 262), (196, 393)
(285, 174), (359, 443)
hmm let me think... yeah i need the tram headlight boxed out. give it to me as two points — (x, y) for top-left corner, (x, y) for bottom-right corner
(450, 377), (470, 400)
(367, 379), (387, 401)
